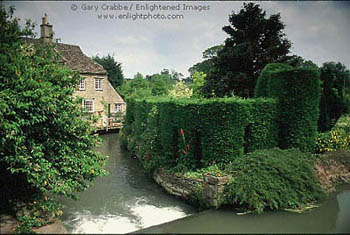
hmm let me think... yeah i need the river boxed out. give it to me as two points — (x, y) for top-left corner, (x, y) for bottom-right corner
(59, 133), (350, 234)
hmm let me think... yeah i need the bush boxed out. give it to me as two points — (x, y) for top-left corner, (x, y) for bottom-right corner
(223, 148), (326, 213)
(122, 97), (278, 172)
(15, 195), (62, 234)
(316, 115), (350, 153)
(265, 66), (321, 152)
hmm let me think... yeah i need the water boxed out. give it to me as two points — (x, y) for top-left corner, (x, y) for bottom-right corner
(58, 133), (195, 233)
(59, 133), (350, 234)
(139, 185), (350, 234)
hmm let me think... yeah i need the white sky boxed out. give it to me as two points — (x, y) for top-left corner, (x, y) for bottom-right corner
(3, 1), (350, 78)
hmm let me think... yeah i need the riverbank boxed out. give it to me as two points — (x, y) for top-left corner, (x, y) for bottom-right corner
(315, 150), (350, 192)
(153, 150), (350, 210)
(0, 215), (66, 234)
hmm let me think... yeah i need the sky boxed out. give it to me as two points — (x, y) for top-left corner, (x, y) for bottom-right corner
(3, 1), (350, 79)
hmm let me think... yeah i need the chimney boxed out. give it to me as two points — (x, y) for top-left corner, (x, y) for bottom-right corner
(40, 13), (53, 43)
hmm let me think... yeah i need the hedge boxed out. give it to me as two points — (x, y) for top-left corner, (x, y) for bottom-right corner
(254, 63), (293, 98)
(122, 97), (278, 171)
(267, 67), (321, 152)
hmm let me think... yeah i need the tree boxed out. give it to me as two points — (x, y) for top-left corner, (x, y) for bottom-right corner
(188, 45), (223, 77)
(168, 81), (193, 98)
(318, 61), (350, 131)
(203, 3), (291, 97)
(117, 72), (152, 100)
(202, 45), (223, 59)
(284, 54), (319, 70)
(93, 54), (124, 89)
(191, 71), (206, 97)
(0, 4), (107, 213)
(150, 74), (168, 96)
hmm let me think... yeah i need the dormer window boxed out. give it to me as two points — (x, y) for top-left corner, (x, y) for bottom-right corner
(78, 78), (85, 90)
(95, 78), (103, 91)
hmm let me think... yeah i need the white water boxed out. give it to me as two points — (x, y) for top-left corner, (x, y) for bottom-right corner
(59, 134), (194, 233)
(64, 198), (189, 234)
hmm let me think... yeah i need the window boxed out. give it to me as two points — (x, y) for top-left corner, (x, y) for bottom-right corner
(78, 78), (85, 90)
(95, 78), (103, 90)
(83, 99), (94, 113)
(115, 103), (122, 112)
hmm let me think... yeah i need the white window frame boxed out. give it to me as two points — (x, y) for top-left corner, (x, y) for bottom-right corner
(114, 103), (122, 113)
(95, 78), (103, 91)
(83, 99), (94, 113)
(78, 78), (86, 90)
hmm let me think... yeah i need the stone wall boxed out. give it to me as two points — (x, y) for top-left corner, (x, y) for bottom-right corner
(153, 169), (231, 208)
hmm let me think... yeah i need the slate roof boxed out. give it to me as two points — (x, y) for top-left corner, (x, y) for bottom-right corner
(22, 38), (106, 75)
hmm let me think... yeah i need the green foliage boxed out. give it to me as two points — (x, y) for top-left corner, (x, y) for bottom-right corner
(283, 54), (319, 70)
(318, 61), (350, 132)
(191, 72), (206, 97)
(263, 66), (321, 152)
(223, 148), (326, 213)
(118, 69), (180, 100)
(168, 81), (193, 98)
(343, 88), (350, 114)
(316, 115), (350, 153)
(188, 45), (223, 80)
(15, 195), (62, 234)
(0, 5), (108, 208)
(254, 63), (292, 98)
(203, 2), (291, 98)
(122, 97), (278, 172)
(183, 164), (224, 179)
(148, 74), (171, 96)
(92, 54), (124, 89)
(117, 73), (152, 100)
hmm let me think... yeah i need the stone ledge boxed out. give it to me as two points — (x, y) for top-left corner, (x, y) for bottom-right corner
(153, 169), (231, 208)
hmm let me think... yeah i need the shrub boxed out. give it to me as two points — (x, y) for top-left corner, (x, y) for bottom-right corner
(15, 195), (62, 233)
(316, 115), (350, 153)
(223, 148), (326, 213)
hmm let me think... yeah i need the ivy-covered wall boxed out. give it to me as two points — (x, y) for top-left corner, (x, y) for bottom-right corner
(121, 97), (278, 171)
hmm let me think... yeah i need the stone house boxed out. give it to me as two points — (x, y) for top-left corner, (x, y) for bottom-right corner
(24, 14), (126, 128)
